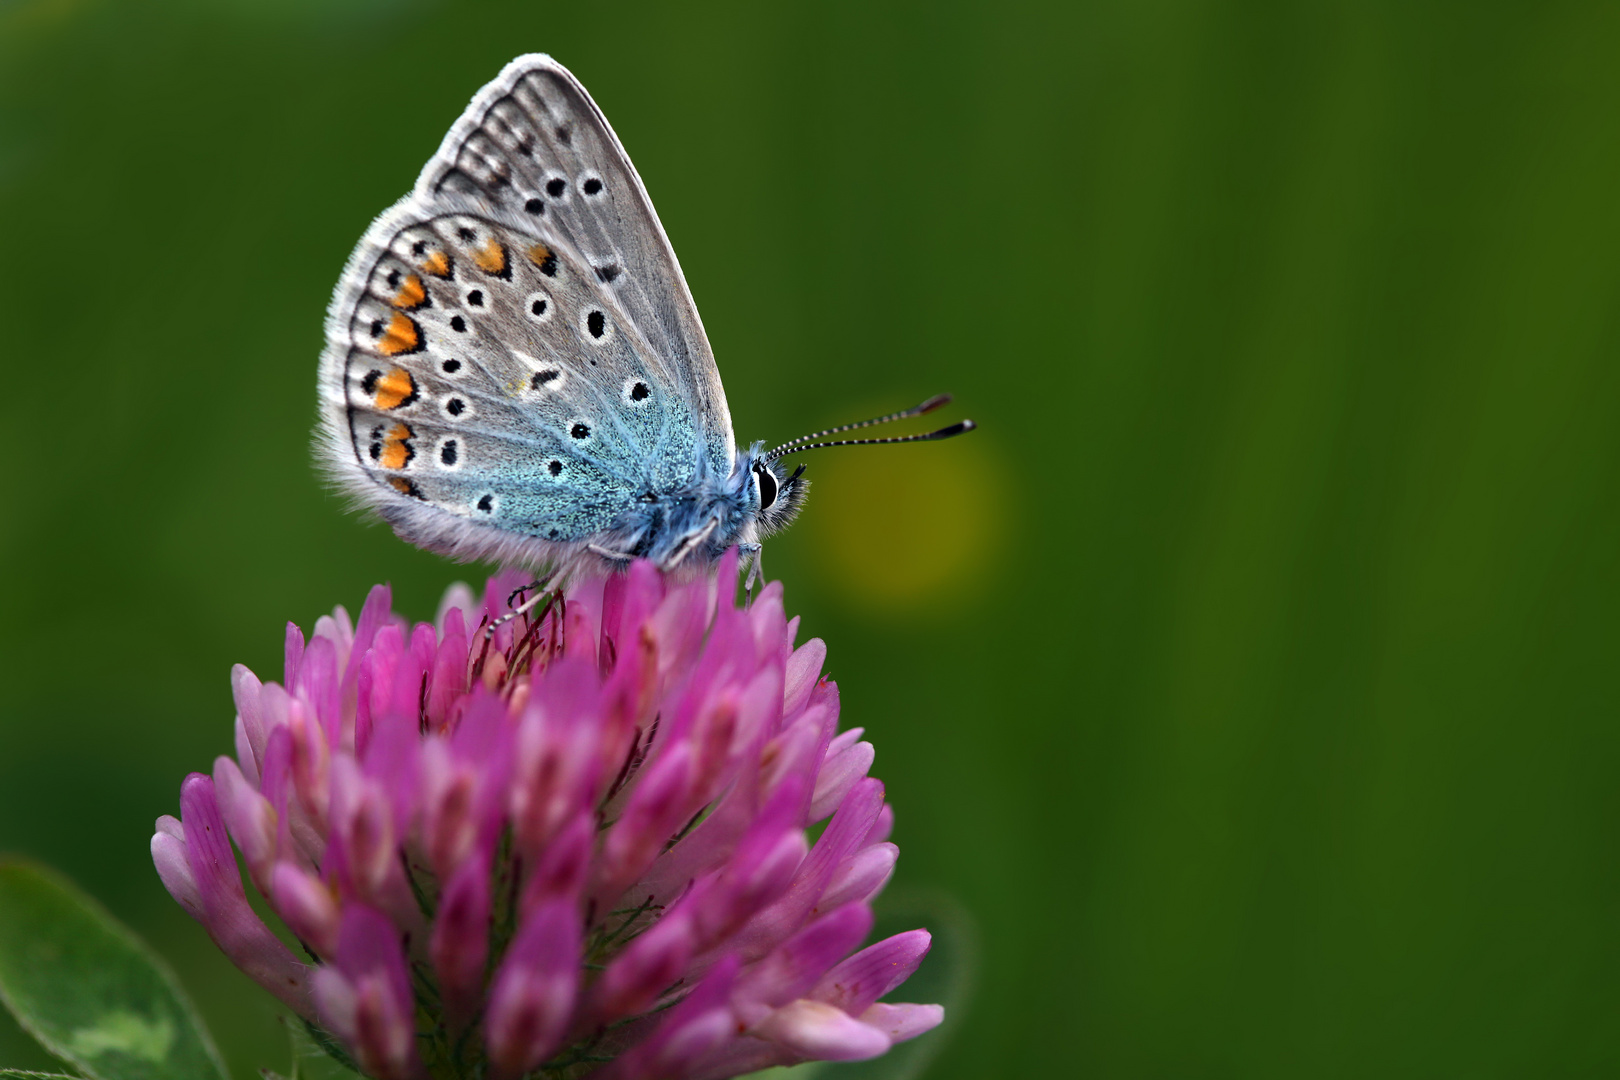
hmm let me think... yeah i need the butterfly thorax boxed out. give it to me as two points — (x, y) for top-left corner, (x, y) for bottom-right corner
(602, 469), (754, 568)
(601, 444), (806, 570)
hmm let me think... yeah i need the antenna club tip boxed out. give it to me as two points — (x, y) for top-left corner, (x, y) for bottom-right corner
(930, 420), (975, 439)
(917, 393), (953, 413)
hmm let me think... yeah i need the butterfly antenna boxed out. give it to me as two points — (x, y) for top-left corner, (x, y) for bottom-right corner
(763, 394), (955, 461)
(766, 419), (976, 461)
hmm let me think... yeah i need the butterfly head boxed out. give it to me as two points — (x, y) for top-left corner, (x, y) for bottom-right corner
(747, 454), (809, 537)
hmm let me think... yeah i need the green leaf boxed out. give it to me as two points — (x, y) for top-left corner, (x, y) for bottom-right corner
(0, 862), (228, 1080)
(0, 1071), (87, 1079)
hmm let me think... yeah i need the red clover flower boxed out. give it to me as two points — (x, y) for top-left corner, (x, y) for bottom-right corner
(151, 552), (941, 1079)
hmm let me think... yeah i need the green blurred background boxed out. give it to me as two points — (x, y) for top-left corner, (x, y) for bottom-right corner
(4, 0), (1619, 1075)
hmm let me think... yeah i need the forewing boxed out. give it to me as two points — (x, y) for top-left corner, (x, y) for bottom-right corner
(419, 53), (734, 470)
(320, 209), (696, 563)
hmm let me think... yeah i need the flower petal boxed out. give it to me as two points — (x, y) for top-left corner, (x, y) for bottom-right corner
(321, 904), (418, 1079)
(783, 639), (827, 717)
(431, 851), (490, 1025)
(818, 841), (897, 913)
(858, 1001), (945, 1043)
(811, 929), (931, 1015)
(150, 819), (200, 919)
(271, 861), (339, 958)
(597, 955), (741, 1080)
(808, 738), (874, 823)
(590, 907), (696, 1023)
(213, 755), (276, 892)
(178, 774), (314, 1018)
(735, 902), (874, 1011)
(485, 897), (581, 1077)
(751, 999), (890, 1061)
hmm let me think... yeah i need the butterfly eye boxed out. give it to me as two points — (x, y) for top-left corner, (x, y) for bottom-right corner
(754, 464), (779, 511)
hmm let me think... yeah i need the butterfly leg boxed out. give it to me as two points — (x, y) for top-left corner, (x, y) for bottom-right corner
(740, 543), (764, 595)
(484, 572), (558, 642)
(588, 543), (635, 563)
(664, 517), (722, 570)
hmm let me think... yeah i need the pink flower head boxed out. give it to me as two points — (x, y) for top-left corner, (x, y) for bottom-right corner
(152, 551), (941, 1079)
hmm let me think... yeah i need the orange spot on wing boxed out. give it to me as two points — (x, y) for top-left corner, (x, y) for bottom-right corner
(390, 273), (427, 309)
(473, 238), (507, 276)
(373, 367), (417, 410)
(377, 313), (420, 356)
(379, 422), (414, 470)
(421, 250), (452, 278)
(527, 243), (551, 266)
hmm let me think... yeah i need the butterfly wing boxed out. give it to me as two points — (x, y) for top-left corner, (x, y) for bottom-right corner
(418, 54), (733, 469)
(318, 55), (732, 569)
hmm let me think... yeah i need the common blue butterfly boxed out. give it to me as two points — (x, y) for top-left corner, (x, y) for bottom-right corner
(317, 55), (972, 580)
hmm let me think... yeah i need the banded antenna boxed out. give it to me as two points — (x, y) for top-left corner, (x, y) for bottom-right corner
(764, 395), (976, 463)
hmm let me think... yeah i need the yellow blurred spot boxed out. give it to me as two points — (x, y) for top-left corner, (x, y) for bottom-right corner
(806, 430), (1004, 610)
(0, 0), (85, 43)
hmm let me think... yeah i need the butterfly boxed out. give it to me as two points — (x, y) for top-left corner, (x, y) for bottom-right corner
(317, 54), (973, 581)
